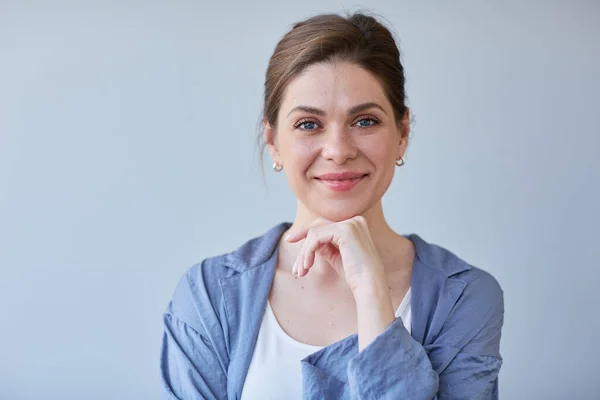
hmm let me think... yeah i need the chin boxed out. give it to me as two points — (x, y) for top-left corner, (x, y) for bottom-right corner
(312, 200), (371, 222)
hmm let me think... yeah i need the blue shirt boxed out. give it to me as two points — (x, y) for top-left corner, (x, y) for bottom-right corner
(160, 222), (504, 399)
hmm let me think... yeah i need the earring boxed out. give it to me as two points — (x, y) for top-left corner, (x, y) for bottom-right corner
(273, 162), (283, 172)
(395, 157), (405, 167)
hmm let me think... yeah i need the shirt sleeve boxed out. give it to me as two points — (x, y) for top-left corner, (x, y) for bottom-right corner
(346, 317), (502, 399)
(160, 267), (229, 400)
(302, 275), (504, 399)
(346, 285), (504, 399)
(161, 313), (228, 400)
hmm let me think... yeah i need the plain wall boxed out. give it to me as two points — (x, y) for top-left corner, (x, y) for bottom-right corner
(1, 1), (598, 399)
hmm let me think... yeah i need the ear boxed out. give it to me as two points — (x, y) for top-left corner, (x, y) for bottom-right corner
(264, 119), (280, 162)
(396, 109), (411, 160)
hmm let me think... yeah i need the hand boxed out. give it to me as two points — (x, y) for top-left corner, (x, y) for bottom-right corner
(286, 216), (397, 351)
(285, 216), (387, 293)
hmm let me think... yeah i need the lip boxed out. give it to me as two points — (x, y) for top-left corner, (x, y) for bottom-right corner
(314, 172), (368, 192)
(316, 172), (367, 180)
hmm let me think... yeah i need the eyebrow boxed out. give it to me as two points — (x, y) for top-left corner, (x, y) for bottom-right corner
(286, 102), (387, 118)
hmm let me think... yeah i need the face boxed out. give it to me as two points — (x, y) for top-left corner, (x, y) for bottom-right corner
(265, 61), (409, 221)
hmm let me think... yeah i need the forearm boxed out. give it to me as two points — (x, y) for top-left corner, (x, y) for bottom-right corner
(353, 276), (396, 352)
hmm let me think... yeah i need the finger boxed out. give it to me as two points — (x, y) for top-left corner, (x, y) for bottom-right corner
(292, 239), (302, 276)
(293, 243), (304, 277)
(284, 217), (332, 243)
(303, 228), (335, 272)
(292, 256), (298, 276)
(294, 245), (304, 278)
(304, 242), (315, 272)
(307, 243), (332, 271)
(303, 236), (330, 271)
(285, 227), (309, 244)
(295, 242), (307, 278)
(316, 242), (337, 265)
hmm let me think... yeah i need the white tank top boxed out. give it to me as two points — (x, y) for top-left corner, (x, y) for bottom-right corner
(241, 288), (412, 400)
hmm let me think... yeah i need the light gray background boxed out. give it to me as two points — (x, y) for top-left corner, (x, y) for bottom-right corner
(1, 1), (598, 399)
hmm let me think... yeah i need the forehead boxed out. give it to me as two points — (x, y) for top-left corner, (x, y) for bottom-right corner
(280, 62), (390, 114)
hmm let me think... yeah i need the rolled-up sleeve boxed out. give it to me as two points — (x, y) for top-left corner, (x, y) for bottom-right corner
(345, 316), (502, 399)
(161, 312), (227, 400)
(303, 276), (504, 399)
(160, 265), (230, 400)
(347, 318), (439, 399)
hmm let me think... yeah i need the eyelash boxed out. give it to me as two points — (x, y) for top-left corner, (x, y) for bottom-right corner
(293, 116), (381, 131)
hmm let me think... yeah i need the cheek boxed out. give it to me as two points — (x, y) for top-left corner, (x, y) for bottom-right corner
(283, 138), (319, 170)
(363, 139), (395, 166)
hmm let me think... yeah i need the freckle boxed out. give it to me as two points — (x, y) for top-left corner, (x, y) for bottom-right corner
(301, 285), (304, 289)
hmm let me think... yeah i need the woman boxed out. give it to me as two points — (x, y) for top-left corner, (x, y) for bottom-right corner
(161, 12), (503, 400)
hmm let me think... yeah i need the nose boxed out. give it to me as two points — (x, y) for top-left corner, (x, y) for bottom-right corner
(320, 126), (358, 165)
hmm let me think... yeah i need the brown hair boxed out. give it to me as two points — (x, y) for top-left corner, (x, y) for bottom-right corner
(257, 12), (409, 160)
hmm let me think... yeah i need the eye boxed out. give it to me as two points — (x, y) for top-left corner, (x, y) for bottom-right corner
(294, 119), (321, 131)
(354, 117), (380, 128)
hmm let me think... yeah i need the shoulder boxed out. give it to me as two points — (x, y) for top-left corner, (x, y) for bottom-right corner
(409, 234), (503, 356)
(410, 233), (503, 306)
(404, 235), (505, 384)
(166, 222), (291, 330)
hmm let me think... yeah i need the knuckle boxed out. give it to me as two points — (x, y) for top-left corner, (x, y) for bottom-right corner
(352, 215), (366, 225)
(340, 223), (353, 236)
(313, 217), (327, 226)
(305, 229), (316, 246)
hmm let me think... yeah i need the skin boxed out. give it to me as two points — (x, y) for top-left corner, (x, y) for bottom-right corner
(265, 61), (415, 351)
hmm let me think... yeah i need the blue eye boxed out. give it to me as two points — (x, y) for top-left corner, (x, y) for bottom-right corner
(295, 120), (320, 131)
(300, 121), (318, 130)
(355, 118), (378, 127)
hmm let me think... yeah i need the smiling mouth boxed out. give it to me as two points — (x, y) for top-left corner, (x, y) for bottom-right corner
(314, 174), (368, 192)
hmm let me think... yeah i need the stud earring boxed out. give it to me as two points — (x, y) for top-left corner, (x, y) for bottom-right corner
(395, 157), (405, 167)
(273, 162), (283, 172)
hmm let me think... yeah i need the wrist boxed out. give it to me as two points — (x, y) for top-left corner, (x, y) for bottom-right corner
(351, 274), (391, 304)
(350, 270), (386, 291)
(352, 274), (395, 351)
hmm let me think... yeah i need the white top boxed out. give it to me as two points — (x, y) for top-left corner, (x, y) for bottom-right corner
(241, 288), (412, 400)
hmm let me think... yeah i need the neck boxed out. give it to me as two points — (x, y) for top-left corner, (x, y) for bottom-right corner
(285, 200), (403, 284)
